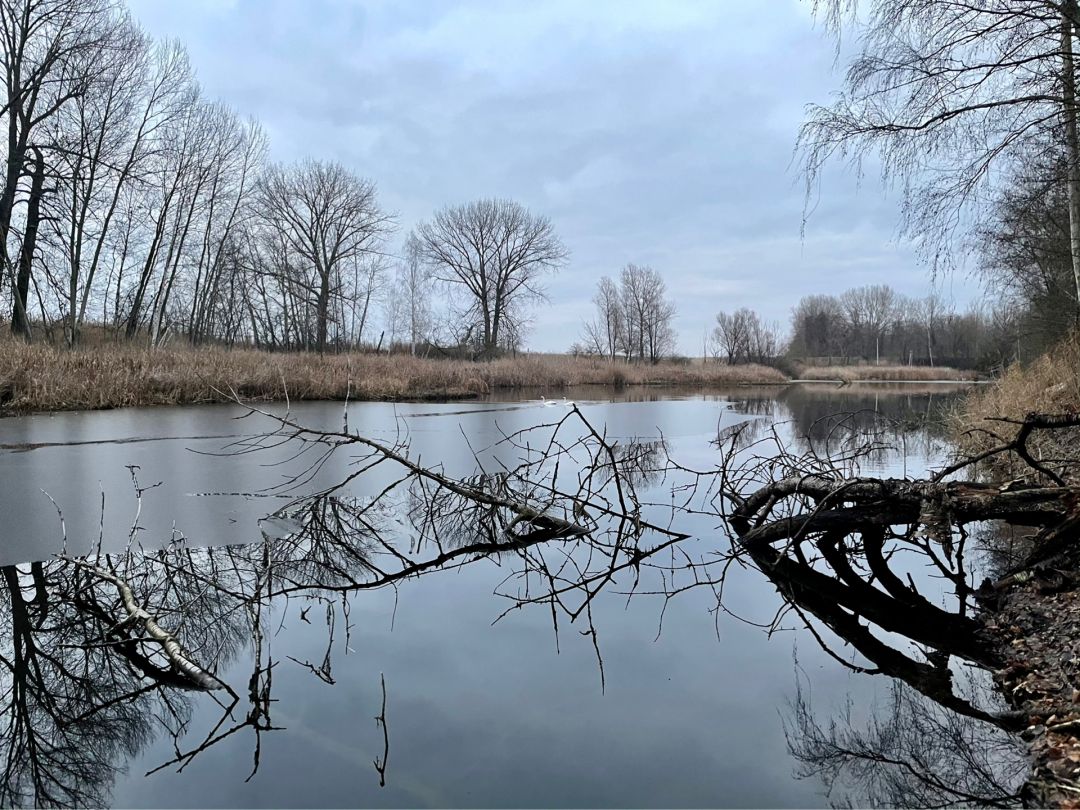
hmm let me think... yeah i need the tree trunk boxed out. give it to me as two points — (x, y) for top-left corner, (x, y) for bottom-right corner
(1062, 3), (1080, 318)
(11, 151), (44, 340)
(316, 267), (330, 354)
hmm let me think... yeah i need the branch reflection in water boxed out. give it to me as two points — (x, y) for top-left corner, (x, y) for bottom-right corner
(0, 392), (1039, 806)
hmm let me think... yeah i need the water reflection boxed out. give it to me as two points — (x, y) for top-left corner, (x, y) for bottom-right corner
(0, 557), (192, 806)
(0, 382), (1027, 808)
(716, 388), (1057, 807)
(727, 384), (955, 474)
(788, 674), (1026, 807)
(0, 416), (687, 805)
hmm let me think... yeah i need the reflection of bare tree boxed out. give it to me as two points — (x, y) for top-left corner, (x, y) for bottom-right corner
(717, 427), (1053, 726)
(0, 408), (692, 804)
(0, 558), (191, 807)
(787, 673), (1026, 807)
(712, 413), (1080, 805)
(1, 400), (1067, 806)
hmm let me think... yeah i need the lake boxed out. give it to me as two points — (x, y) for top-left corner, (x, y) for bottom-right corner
(0, 383), (1024, 808)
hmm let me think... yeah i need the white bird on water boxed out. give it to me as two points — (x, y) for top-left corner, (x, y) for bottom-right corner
(539, 396), (558, 407)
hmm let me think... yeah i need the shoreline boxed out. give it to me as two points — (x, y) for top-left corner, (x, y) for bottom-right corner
(0, 341), (980, 418)
(0, 376), (981, 418)
(787, 377), (987, 385)
(957, 340), (1080, 806)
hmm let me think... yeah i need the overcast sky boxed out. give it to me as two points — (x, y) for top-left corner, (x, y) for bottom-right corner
(126, 0), (980, 354)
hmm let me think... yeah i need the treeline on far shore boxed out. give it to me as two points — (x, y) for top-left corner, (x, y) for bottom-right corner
(575, 275), (1029, 373)
(730, 289), (1008, 373)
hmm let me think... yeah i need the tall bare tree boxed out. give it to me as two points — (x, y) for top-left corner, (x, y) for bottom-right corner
(801, 1), (1080, 313)
(0, 0), (126, 338)
(578, 275), (622, 359)
(412, 198), (567, 358)
(384, 234), (432, 354)
(840, 284), (898, 364)
(617, 263), (676, 363)
(712, 307), (782, 365)
(254, 159), (391, 353)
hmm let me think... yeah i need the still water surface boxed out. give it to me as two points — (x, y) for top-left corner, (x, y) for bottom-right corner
(0, 383), (1009, 807)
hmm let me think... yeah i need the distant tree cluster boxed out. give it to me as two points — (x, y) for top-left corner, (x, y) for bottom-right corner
(0, 0), (565, 357)
(787, 285), (1015, 369)
(575, 264), (676, 362)
(710, 308), (782, 365)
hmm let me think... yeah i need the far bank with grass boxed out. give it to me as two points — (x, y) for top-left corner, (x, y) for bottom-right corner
(0, 341), (791, 415)
(793, 362), (978, 383)
(958, 332), (1080, 474)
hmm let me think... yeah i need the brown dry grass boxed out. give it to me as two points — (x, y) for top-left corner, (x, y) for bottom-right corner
(0, 340), (788, 414)
(956, 334), (1080, 477)
(794, 363), (976, 382)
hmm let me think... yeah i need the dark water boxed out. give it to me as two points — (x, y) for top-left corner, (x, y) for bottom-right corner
(0, 383), (1021, 808)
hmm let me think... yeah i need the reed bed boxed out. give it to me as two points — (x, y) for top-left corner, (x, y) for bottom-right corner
(0, 341), (787, 414)
(794, 364), (975, 382)
(956, 334), (1080, 478)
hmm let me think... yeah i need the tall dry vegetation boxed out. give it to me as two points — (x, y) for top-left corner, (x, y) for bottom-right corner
(0, 339), (787, 414)
(795, 364), (975, 382)
(958, 332), (1080, 480)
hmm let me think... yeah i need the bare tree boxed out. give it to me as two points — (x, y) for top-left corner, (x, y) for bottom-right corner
(800, 1), (1080, 312)
(977, 155), (1080, 356)
(385, 234), (431, 354)
(184, 114), (266, 345)
(914, 293), (949, 368)
(91, 40), (193, 337)
(840, 284), (898, 364)
(594, 275), (621, 361)
(254, 160), (392, 353)
(712, 307), (782, 364)
(617, 263), (676, 362)
(411, 198), (567, 358)
(578, 275), (622, 359)
(45, 22), (151, 346)
(712, 308), (752, 364)
(0, 0), (126, 338)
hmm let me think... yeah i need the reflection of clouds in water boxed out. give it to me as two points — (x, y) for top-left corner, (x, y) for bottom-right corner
(720, 385), (960, 474)
(0, 384), (1002, 808)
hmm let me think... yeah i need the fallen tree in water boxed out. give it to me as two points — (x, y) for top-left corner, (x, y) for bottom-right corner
(171, 400), (1080, 804)
(715, 411), (1080, 806)
(20, 394), (1080, 806)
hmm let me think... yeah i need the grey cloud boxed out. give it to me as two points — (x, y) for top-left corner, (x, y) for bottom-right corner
(126, 0), (978, 352)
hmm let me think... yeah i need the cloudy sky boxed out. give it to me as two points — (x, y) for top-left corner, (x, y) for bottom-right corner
(126, 0), (979, 354)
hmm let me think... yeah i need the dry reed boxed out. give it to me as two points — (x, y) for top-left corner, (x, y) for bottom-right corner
(955, 334), (1080, 478)
(0, 340), (788, 414)
(795, 364), (975, 382)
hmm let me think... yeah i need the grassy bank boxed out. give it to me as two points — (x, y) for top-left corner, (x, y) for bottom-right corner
(963, 333), (1080, 423)
(955, 333), (1080, 806)
(794, 363), (975, 382)
(0, 340), (789, 414)
(958, 333), (1080, 478)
